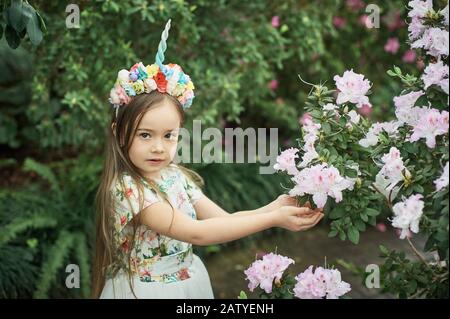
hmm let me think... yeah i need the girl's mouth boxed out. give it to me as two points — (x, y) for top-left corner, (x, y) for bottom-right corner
(147, 159), (164, 165)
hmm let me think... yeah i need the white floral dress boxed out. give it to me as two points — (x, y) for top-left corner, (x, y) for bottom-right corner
(100, 164), (214, 299)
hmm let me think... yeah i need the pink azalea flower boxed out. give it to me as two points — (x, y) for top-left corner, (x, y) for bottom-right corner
(402, 50), (417, 63)
(393, 90), (425, 125)
(391, 194), (425, 239)
(289, 164), (355, 208)
(294, 266), (351, 299)
(376, 223), (387, 232)
(384, 37), (400, 54)
(422, 61), (449, 94)
(268, 79), (278, 90)
(334, 69), (372, 108)
(409, 108), (449, 148)
(244, 253), (294, 293)
(297, 118), (321, 167)
(346, 0), (365, 12)
(434, 162), (449, 191)
(358, 15), (375, 28)
(358, 104), (373, 117)
(373, 147), (410, 201)
(271, 16), (280, 28)
(333, 16), (347, 29)
(408, 17), (426, 41)
(274, 147), (300, 175)
(359, 121), (402, 148)
(408, 0), (433, 19)
(411, 27), (449, 58)
(299, 112), (312, 125)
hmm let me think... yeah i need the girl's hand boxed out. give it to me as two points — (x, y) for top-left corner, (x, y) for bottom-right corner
(271, 206), (324, 232)
(267, 194), (299, 211)
(268, 195), (322, 213)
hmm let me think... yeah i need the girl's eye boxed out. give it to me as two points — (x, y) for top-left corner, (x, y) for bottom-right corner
(140, 133), (151, 139)
(165, 132), (177, 139)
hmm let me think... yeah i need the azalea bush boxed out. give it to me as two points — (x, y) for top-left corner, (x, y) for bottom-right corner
(274, 1), (449, 298)
(239, 252), (351, 299)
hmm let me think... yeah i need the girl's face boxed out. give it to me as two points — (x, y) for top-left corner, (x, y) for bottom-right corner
(128, 102), (181, 180)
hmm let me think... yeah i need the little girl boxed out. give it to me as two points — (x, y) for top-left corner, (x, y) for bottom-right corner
(92, 20), (323, 299)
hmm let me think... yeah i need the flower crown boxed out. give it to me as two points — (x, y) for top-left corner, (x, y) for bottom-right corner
(109, 19), (195, 112)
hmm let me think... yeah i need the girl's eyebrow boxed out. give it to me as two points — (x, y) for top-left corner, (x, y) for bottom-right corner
(136, 128), (178, 132)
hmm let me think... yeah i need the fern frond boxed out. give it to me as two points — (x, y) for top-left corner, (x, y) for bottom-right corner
(0, 214), (57, 246)
(0, 245), (38, 298)
(33, 230), (76, 299)
(23, 158), (60, 193)
(73, 232), (91, 298)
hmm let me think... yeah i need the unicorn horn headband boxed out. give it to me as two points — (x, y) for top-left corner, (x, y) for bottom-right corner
(109, 19), (195, 115)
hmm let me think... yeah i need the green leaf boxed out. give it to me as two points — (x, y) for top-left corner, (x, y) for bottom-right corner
(354, 220), (366, 231)
(345, 168), (358, 178)
(0, 24), (3, 40)
(347, 226), (360, 244)
(360, 213), (368, 222)
(339, 230), (346, 241)
(387, 69), (396, 77)
(322, 122), (331, 135)
(26, 11), (43, 45)
(310, 109), (322, 119)
(238, 291), (248, 299)
(379, 245), (389, 256)
(328, 229), (338, 237)
(329, 207), (345, 219)
(407, 280), (417, 293)
(412, 184), (424, 193)
(365, 208), (379, 217)
(5, 25), (21, 49)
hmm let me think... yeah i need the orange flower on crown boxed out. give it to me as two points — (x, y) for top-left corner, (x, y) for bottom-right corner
(154, 71), (168, 93)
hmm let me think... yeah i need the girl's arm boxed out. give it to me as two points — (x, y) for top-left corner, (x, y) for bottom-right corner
(140, 201), (322, 246)
(194, 194), (307, 220)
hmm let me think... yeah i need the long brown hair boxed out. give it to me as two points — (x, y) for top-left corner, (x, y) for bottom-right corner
(91, 91), (203, 298)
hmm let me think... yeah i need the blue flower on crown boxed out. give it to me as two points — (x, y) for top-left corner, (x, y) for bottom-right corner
(163, 67), (174, 78)
(137, 65), (148, 80)
(123, 84), (136, 96)
(178, 73), (188, 85)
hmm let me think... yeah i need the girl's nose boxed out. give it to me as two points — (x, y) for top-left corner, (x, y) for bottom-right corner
(151, 139), (164, 153)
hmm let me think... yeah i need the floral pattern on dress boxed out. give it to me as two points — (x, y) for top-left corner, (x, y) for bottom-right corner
(109, 164), (204, 283)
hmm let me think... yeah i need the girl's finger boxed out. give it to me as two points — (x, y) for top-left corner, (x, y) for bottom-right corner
(299, 213), (324, 230)
(298, 212), (322, 225)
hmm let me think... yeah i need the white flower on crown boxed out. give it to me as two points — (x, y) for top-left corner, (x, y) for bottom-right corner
(167, 67), (181, 95)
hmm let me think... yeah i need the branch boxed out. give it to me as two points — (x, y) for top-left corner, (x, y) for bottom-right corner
(406, 237), (430, 269)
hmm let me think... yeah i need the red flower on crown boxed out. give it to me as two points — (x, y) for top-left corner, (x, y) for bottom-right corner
(154, 71), (168, 93)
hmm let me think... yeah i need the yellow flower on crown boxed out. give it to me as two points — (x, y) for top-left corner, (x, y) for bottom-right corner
(146, 64), (159, 77)
(186, 81), (195, 90)
(132, 80), (145, 94)
(173, 83), (186, 96)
